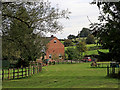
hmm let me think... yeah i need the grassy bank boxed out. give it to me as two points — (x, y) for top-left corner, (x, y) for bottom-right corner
(84, 49), (109, 55)
(65, 44), (109, 56)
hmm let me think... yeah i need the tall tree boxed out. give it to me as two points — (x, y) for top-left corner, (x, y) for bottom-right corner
(90, 1), (120, 62)
(76, 41), (87, 59)
(86, 34), (95, 44)
(2, 1), (70, 67)
(65, 47), (79, 60)
(64, 39), (73, 47)
(67, 34), (76, 40)
(77, 28), (91, 38)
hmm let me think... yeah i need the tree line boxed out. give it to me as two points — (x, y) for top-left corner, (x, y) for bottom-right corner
(64, 1), (120, 63)
(63, 28), (96, 47)
(90, 1), (120, 62)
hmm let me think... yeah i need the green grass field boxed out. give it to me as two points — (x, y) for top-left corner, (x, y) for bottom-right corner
(65, 44), (109, 56)
(84, 49), (109, 55)
(2, 63), (119, 88)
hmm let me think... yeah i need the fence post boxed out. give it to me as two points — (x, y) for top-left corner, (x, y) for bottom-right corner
(38, 65), (39, 73)
(107, 66), (109, 76)
(17, 68), (19, 78)
(62, 61), (64, 64)
(36, 65), (38, 73)
(28, 66), (30, 76)
(39, 64), (40, 72)
(33, 66), (35, 74)
(71, 60), (72, 64)
(35, 66), (36, 74)
(25, 67), (27, 77)
(39, 64), (42, 72)
(22, 67), (23, 78)
(2, 69), (4, 80)
(8, 69), (10, 80)
(13, 68), (15, 79)
(112, 67), (115, 74)
(102, 63), (103, 68)
(37, 65), (39, 73)
(31, 66), (32, 75)
(118, 68), (120, 75)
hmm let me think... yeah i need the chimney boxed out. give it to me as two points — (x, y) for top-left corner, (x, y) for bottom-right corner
(51, 35), (54, 37)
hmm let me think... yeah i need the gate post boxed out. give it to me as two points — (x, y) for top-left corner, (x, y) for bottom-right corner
(107, 66), (109, 76)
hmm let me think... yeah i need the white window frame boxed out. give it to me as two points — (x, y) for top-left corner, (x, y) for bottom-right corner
(59, 54), (62, 59)
(54, 40), (57, 43)
(49, 54), (52, 58)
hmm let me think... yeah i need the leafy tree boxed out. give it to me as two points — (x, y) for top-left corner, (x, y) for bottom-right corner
(86, 34), (95, 44)
(77, 28), (91, 38)
(90, 1), (120, 62)
(64, 39), (73, 47)
(2, 9), (46, 67)
(65, 47), (79, 60)
(67, 34), (76, 40)
(2, 2), (70, 33)
(76, 41), (87, 59)
(2, 1), (70, 67)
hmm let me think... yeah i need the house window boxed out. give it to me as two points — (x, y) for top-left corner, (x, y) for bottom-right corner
(59, 54), (62, 59)
(54, 40), (57, 43)
(49, 54), (52, 58)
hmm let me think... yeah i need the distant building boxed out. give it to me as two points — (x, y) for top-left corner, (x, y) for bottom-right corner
(45, 35), (65, 61)
(37, 35), (65, 63)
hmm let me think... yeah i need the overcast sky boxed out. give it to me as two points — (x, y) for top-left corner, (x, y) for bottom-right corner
(47, 0), (100, 39)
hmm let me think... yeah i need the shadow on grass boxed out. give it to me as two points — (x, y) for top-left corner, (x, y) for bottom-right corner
(90, 67), (108, 68)
(106, 74), (120, 79)
(3, 76), (32, 81)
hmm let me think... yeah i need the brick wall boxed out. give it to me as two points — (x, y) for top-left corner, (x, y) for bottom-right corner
(46, 37), (64, 61)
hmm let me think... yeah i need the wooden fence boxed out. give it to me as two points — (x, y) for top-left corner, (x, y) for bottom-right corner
(107, 66), (120, 76)
(42, 60), (86, 66)
(55, 60), (82, 64)
(0, 64), (42, 80)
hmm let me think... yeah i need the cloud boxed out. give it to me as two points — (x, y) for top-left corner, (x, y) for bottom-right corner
(47, 0), (100, 39)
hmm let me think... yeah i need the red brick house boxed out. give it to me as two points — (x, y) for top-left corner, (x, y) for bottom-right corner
(45, 36), (65, 61)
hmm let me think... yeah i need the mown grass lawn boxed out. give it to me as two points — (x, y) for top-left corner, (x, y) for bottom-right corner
(2, 63), (119, 88)
(84, 49), (109, 56)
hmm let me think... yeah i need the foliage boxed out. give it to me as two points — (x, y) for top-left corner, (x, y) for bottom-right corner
(86, 34), (95, 44)
(2, 6), (46, 67)
(64, 39), (73, 47)
(98, 50), (112, 61)
(76, 41), (87, 55)
(75, 42), (87, 60)
(65, 47), (79, 60)
(2, 2), (70, 34)
(90, 1), (120, 62)
(67, 34), (76, 40)
(77, 28), (91, 37)
(2, 1), (70, 67)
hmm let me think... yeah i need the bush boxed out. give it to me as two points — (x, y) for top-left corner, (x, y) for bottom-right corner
(64, 39), (73, 47)
(16, 59), (29, 68)
(86, 34), (95, 44)
(2, 60), (10, 69)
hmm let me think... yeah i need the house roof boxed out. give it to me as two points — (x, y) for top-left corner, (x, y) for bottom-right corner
(45, 37), (55, 42)
(42, 35), (56, 43)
